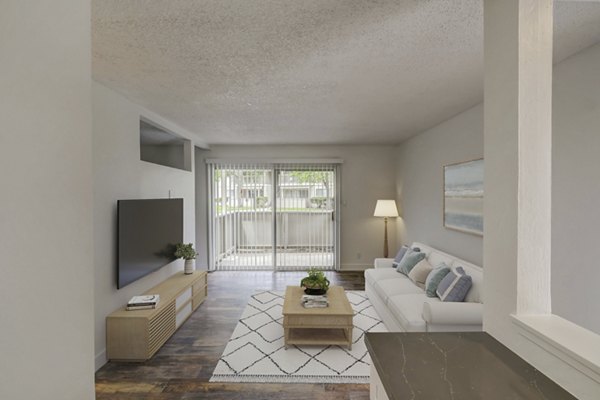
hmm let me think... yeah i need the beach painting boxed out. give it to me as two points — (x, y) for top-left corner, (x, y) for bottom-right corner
(444, 158), (484, 236)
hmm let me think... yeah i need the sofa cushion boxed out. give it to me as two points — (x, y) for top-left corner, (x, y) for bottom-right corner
(387, 294), (429, 332)
(374, 277), (424, 303)
(365, 268), (403, 286)
(436, 266), (472, 302)
(408, 259), (433, 285)
(425, 263), (451, 297)
(397, 249), (426, 275)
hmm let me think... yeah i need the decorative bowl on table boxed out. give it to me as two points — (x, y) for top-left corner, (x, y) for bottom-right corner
(304, 287), (327, 295)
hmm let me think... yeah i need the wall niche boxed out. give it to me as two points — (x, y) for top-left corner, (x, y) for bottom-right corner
(140, 118), (191, 171)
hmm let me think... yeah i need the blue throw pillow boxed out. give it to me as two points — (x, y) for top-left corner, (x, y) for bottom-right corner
(392, 245), (409, 268)
(436, 266), (472, 302)
(397, 249), (426, 276)
(425, 263), (451, 297)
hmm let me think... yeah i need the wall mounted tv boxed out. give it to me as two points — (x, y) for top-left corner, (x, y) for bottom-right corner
(117, 198), (183, 289)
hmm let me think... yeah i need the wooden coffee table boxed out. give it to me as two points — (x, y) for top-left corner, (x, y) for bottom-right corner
(282, 285), (354, 350)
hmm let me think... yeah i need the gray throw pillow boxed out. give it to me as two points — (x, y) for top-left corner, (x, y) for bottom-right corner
(425, 263), (451, 297)
(436, 266), (472, 302)
(397, 249), (426, 276)
(392, 245), (409, 268)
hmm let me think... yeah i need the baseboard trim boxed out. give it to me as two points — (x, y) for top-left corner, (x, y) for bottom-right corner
(95, 348), (107, 371)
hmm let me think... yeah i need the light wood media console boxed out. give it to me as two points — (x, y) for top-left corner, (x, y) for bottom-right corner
(106, 270), (208, 361)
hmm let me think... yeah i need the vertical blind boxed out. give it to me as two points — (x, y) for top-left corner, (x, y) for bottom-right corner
(207, 161), (340, 271)
(208, 162), (273, 271)
(275, 164), (337, 271)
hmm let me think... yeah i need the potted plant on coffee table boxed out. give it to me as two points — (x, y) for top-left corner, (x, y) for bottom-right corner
(175, 243), (197, 274)
(300, 267), (330, 295)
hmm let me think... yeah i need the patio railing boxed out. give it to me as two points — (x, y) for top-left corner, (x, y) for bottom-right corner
(214, 210), (334, 269)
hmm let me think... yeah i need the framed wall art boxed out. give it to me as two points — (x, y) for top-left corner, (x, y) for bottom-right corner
(444, 158), (484, 236)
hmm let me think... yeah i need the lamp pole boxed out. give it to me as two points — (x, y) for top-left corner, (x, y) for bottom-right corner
(383, 216), (389, 258)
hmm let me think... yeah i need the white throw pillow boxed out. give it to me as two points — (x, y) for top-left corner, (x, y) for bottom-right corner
(408, 259), (434, 285)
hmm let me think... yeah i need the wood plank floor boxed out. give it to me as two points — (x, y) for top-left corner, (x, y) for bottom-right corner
(95, 271), (368, 400)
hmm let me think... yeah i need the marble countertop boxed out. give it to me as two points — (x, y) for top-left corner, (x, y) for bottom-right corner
(365, 332), (576, 400)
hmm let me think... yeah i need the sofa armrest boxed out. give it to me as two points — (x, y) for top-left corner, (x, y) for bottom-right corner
(374, 258), (395, 269)
(422, 301), (483, 326)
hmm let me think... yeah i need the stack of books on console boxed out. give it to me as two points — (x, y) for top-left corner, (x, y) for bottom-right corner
(126, 294), (160, 311)
(301, 294), (328, 308)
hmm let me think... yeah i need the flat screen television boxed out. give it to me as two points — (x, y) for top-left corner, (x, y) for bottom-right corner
(117, 198), (183, 289)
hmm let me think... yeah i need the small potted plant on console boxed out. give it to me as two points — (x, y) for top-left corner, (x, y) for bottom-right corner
(175, 243), (197, 274)
(300, 267), (330, 295)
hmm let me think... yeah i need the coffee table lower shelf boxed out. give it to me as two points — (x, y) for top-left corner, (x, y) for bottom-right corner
(285, 327), (353, 350)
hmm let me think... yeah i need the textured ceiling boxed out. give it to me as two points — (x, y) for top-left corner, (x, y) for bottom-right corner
(92, 1), (600, 145)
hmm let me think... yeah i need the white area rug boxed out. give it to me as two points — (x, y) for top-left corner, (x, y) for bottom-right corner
(210, 290), (388, 384)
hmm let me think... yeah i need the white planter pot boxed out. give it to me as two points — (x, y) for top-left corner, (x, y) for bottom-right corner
(184, 259), (195, 274)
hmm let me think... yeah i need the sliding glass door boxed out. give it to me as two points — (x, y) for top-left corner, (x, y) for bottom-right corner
(208, 162), (339, 271)
(275, 166), (336, 270)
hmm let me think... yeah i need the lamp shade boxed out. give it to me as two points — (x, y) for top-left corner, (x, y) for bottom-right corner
(374, 200), (399, 217)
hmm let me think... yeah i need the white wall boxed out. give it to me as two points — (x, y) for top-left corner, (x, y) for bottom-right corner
(141, 144), (189, 171)
(0, 1), (95, 399)
(484, 0), (600, 399)
(552, 42), (600, 334)
(482, 1), (600, 397)
(395, 105), (484, 266)
(93, 82), (196, 370)
(395, 40), (600, 337)
(195, 145), (397, 270)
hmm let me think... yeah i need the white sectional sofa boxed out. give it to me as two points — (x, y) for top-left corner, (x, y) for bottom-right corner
(365, 242), (483, 332)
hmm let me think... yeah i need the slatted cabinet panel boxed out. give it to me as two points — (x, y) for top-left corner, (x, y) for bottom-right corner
(148, 302), (176, 357)
(107, 271), (208, 361)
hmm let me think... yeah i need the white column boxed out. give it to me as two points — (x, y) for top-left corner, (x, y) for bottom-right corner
(515, 0), (553, 316)
(483, 0), (552, 331)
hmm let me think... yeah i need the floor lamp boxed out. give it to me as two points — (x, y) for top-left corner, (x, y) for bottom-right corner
(374, 200), (399, 258)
